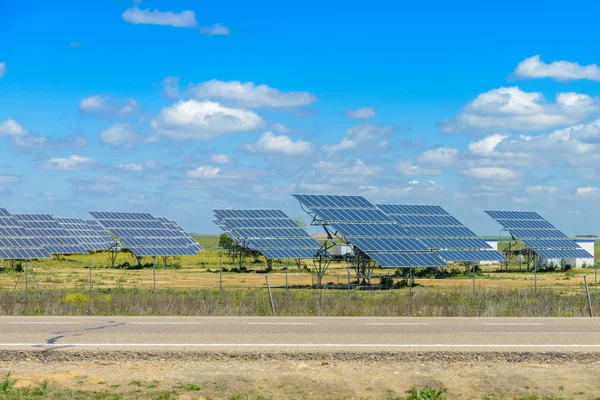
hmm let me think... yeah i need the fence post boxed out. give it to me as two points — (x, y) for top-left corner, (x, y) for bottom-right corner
(285, 259), (289, 294)
(89, 259), (93, 296)
(584, 275), (593, 317)
(219, 257), (223, 297)
(472, 263), (476, 296)
(347, 262), (350, 296)
(409, 266), (413, 296)
(595, 265), (598, 298)
(153, 258), (157, 295)
(266, 275), (276, 316)
(534, 262), (537, 293)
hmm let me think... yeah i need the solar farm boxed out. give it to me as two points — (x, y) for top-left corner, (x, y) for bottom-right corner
(0, 194), (596, 296)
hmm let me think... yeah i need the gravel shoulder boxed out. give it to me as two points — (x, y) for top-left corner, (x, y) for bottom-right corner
(2, 351), (599, 399)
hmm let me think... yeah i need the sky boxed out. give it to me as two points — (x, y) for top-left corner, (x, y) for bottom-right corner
(1, 0), (600, 235)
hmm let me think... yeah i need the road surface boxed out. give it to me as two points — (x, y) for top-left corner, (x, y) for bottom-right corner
(0, 316), (598, 352)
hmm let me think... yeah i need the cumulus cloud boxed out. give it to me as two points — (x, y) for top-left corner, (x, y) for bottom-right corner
(186, 166), (221, 179)
(526, 185), (557, 194)
(122, 3), (230, 35)
(461, 167), (519, 180)
(0, 62), (6, 79)
(100, 123), (137, 147)
(576, 187), (600, 197)
(162, 76), (180, 99)
(79, 95), (140, 116)
(187, 80), (316, 109)
(440, 87), (598, 133)
(119, 160), (156, 172)
(246, 131), (313, 155)
(323, 124), (393, 152)
(0, 119), (29, 136)
(0, 175), (19, 185)
(151, 100), (264, 140)
(211, 154), (233, 164)
(395, 161), (441, 176)
(43, 155), (95, 171)
(515, 55), (600, 82)
(417, 147), (458, 166)
(346, 107), (375, 119)
(13, 133), (87, 150)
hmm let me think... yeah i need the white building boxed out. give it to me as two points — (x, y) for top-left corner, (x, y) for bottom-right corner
(566, 240), (596, 268)
(480, 239), (501, 265)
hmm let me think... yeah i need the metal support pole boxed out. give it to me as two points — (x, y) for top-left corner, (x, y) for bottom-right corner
(25, 261), (28, 296)
(266, 275), (276, 316)
(534, 262), (537, 293)
(153, 258), (157, 295)
(347, 262), (350, 296)
(584, 275), (593, 317)
(89, 259), (93, 297)
(472, 263), (476, 296)
(409, 267), (413, 296)
(219, 257), (223, 296)
(595, 266), (598, 298)
(285, 260), (288, 294)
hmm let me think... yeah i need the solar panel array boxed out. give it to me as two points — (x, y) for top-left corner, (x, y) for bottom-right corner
(55, 217), (115, 251)
(90, 212), (202, 257)
(485, 210), (593, 259)
(13, 214), (88, 255)
(213, 209), (322, 259)
(377, 204), (506, 262)
(0, 208), (51, 260)
(292, 194), (446, 268)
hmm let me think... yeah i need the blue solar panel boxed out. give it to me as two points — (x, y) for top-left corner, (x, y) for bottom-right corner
(485, 210), (543, 220)
(292, 194), (374, 209)
(310, 208), (391, 223)
(495, 219), (556, 229)
(390, 215), (462, 226)
(535, 249), (594, 259)
(260, 248), (323, 259)
(419, 237), (492, 250)
(436, 250), (507, 262)
(367, 252), (446, 268)
(507, 229), (568, 239)
(404, 226), (477, 237)
(349, 237), (429, 251)
(0, 210), (52, 260)
(522, 239), (581, 249)
(377, 204), (450, 216)
(329, 223), (410, 237)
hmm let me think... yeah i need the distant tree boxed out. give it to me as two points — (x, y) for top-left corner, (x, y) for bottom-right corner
(294, 217), (307, 230)
(219, 234), (237, 264)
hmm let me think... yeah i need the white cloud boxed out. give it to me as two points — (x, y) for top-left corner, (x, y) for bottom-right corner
(82, 175), (120, 192)
(440, 86), (598, 133)
(43, 155), (95, 171)
(100, 123), (137, 147)
(246, 131), (313, 155)
(211, 154), (233, 164)
(187, 80), (316, 109)
(79, 95), (140, 116)
(122, 4), (230, 35)
(323, 124), (393, 152)
(119, 160), (156, 172)
(0, 62), (6, 79)
(0, 119), (29, 136)
(271, 123), (291, 133)
(512, 197), (528, 204)
(186, 166), (221, 179)
(13, 133), (87, 150)
(515, 55), (600, 82)
(162, 76), (180, 99)
(408, 180), (419, 185)
(468, 134), (508, 156)
(0, 175), (19, 184)
(348, 159), (382, 177)
(346, 107), (375, 119)
(417, 147), (458, 166)
(151, 100), (264, 140)
(396, 161), (441, 176)
(576, 187), (600, 197)
(461, 167), (519, 180)
(526, 185), (557, 194)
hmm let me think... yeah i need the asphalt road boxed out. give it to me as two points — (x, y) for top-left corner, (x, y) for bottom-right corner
(0, 317), (598, 352)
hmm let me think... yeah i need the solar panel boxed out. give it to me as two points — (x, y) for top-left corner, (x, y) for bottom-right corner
(377, 204), (506, 263)
(213, 209), (321, 259)
(55, 217), (115, 251)
(91, 211), (201, 257)
(292, 194), (447, 268)
(14, 214), (88, 255)
(485, 210), (593, 258)
(0, 208), (51, 260)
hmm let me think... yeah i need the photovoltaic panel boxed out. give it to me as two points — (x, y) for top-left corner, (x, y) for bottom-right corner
(0, 208), (51, 260)
(55, 217), (116, 252)
(213, 208), (322, 259)
(485, 210), (594, 258)
(377, 204), (506, 262)
(292, 194), (447, 268)
(91, 211), (202, 257)
(14, 214), (88, 255)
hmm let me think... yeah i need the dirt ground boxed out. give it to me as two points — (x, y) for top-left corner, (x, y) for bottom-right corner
(2, 352), (599, 399)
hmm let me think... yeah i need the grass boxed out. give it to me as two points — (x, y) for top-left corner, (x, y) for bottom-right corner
(0, 287), (598, 316)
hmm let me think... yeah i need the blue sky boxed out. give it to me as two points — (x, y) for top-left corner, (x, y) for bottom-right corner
(1, 0), (600, 235)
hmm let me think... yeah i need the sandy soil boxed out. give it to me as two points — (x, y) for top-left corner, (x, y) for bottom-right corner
(2, 352), (599, 399)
